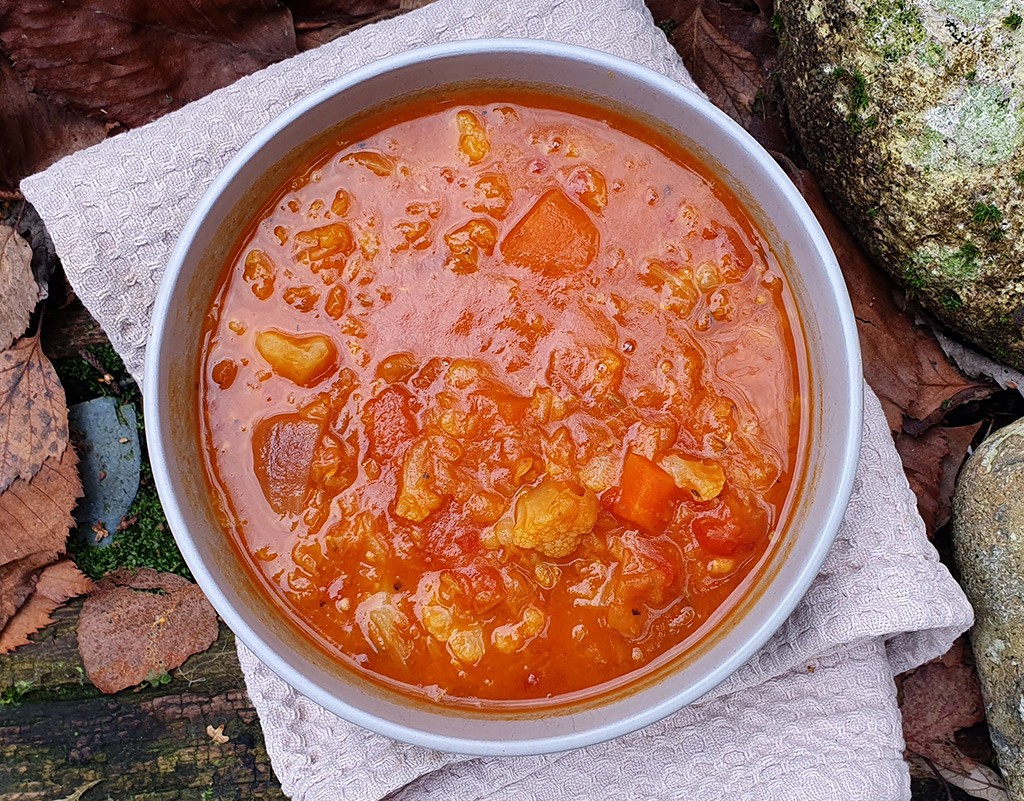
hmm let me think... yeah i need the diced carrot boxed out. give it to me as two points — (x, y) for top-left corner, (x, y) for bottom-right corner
(501, 189), (599, 276)
(612, 451), (680, 535)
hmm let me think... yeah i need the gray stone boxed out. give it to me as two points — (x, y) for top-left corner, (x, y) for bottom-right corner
(953, 416), (1024, 796)
(68, 397), (141, 547)
(776, 0), (1024, 368)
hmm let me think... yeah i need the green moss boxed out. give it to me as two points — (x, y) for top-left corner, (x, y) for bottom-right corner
(988, 227), (1006, 242)
(770, 11), (785, 36)
(903, 263), (928, 291)
(0, 680), (34, 707)
(972, 202), (1003, 223)
(940, 242), (982, 279)
(922, 41), (945, 66)
(939, 289), (965, 310)
(143, 670), (173, 689)
(849, 72), (869, 110)
(908, 241), (983, 284)
(1004, 12), (1023, 29)
(69, 462), (190, 581)
(656, 19), (677, 37)
(55, 344), (141, 408)
(864, 0), (927, 60)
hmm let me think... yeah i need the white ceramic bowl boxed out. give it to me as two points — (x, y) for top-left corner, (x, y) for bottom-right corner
(145, 39), (862, 756)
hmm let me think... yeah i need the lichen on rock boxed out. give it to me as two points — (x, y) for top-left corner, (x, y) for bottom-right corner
(953, 417), (1024, 794)
(777, 0), (1024, 368)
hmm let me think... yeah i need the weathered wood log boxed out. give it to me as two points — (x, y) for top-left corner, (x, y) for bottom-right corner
(0, 600), (285, 800)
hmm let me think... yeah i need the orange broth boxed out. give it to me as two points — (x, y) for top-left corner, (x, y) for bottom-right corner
(199, 89), (807, 705)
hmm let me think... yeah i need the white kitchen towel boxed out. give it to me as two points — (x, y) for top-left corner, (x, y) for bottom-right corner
(21, 0), (974, 799)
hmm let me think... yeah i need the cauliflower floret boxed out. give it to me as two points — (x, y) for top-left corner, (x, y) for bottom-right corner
(659, 454), (726, 501)
(503, 478), (599, 558)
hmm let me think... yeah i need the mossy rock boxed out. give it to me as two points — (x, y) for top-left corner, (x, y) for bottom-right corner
(776, 0), (1024, 368)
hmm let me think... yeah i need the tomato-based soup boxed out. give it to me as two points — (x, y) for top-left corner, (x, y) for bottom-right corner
(199, 90), (806, 705)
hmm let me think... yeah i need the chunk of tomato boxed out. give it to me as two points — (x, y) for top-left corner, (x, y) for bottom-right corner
(362, 386), (417, 463)
(611, 451), (680, 535)
(692, 494), (768, 557)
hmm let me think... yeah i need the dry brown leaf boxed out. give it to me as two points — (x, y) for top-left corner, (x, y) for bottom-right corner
(78, 567), (218, 694)
(902, 639), (987, 774)
(287, 0), (401, 24)
(0, 225), (39, 350)
(0, 0), (296, 128)
(0, 53), (107, 188)
(0, 549), (53, 630)
(206, 723), (230, 744)
(649, 0), (789, 150)
(673, 7), (763, 122)
(794, 170), (993, 433)
(0, 559), (92, 653)
(0, 443), (80, 567)
(0, 332), (70, 492)
(928, 761), (1008, 801)
(895, 423), (981, 536)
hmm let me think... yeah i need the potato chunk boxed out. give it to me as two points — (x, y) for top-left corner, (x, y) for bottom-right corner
(255, 330), (338, 387)
(456, 110), (489, 165)
(467, 173), (513, 219)
(252, 414), (322, 516)
(242, 249), (276, 300)
(504, 478), (599, 559)
(501, 189), (599, 276)
(444, 218), (498, 274)
(295, 222), (355, 263)
(659, 454), (726, 501)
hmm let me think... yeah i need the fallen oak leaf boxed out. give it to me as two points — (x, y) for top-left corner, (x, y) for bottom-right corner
(0, 224), (39, 351)
(77, 567), (218, 694)
(0, 331), (70, 492)
(0, 54), (107, 188)
(0, 559), (92, 654)
(0, 0), (297, 128)
(206, 723), (230, 744)
(0, 443), (80, 567)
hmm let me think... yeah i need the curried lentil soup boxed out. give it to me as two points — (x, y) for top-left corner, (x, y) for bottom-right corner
(199, 89), (807, 705)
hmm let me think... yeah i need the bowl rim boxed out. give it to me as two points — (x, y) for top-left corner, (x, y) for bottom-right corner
(145, 37), (863, 755)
